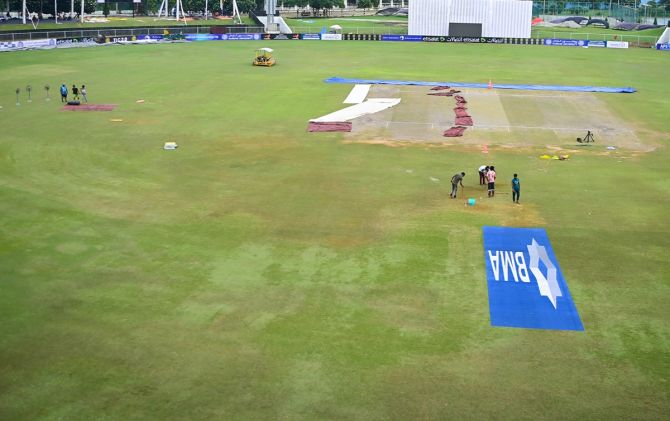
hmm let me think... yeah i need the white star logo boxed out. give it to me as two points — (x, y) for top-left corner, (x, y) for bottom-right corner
(527, 239), (562, 309)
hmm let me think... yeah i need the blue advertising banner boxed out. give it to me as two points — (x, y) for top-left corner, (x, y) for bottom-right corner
(588, 40), (606, 47)
(221, 33), (262, 40)
(657, 43), (670, 50)
(301, 33), (321, 40)
(185, 34), (221, 41)
(137, 34), (165, 41)
(544, 38), (588, 47)
(381, 35), (424, 42)
(482, 227), (584, 331)
(0, 38), (57, 51)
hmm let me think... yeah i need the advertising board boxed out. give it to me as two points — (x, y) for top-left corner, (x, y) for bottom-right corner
(607, 41), (629, 49)
(320, 34), (343, 41)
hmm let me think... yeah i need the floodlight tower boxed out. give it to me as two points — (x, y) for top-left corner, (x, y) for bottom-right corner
(218, 0), (241, 24)
(232, 0), (241, 24)
(175, 0), (185, 21)
(158, 0), (169, 18)
(158, 0), (185, 22)
(265, 0), (277, 33)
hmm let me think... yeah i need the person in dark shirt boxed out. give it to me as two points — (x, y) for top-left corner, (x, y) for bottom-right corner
(478, 165), (488, 185)
(511, 173), (521, 203)
(72, 84), (79, 100)
(450, 172), (465, 199)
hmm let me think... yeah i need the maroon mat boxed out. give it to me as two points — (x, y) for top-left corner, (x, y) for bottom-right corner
(454, 95), (467, 104)
(454, 106), (468, 111)
(455, 109), (471, 118)
(443, 126), (467, 137)
(428, 89), (461, 96)
(61, 104), (117, 111)
(430, 86), (451, 91)
(455, 116), (473, 126)
(308, 121), (352, 132)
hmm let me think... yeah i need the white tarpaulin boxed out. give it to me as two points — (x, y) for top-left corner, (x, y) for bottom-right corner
(343, 84), (372, 104)
(311, 98), (401, 123)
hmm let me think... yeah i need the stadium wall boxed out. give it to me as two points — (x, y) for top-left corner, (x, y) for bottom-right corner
(409, 0), (532, 39)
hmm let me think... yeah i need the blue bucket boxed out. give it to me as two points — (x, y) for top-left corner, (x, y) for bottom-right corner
(468, 198), (476, 206)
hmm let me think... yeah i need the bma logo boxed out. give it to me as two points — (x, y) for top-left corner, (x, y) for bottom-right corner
(482, 227), (584, 331)
(488, 238), (561, 308)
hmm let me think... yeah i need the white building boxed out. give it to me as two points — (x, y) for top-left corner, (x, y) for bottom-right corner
(409, 0), (533, 39)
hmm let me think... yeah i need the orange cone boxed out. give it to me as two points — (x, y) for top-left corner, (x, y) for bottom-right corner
(487, 79), (493, 89)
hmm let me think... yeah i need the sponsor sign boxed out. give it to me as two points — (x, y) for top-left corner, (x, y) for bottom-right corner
(444, 36), (504, 43)
(482, 227), (584, 331)
(301, 33), (321, 40)
(607, 41), (629, 49)
(185, 34), (221, 41)
(0, 38), (56, 51)
(105, 35), (138, 43)
(422, 36), (446, 42)
(261, 33), (300, 40)
(419, 35), (504, 44)
(544, 38), (588, 47)
(588, 40), (606, 48)
(0, 41), (18, 51)
(657, 43), (670, 50)
(321, 33), (343, 41)
(56, 37), (99, 46)
(381, 34), (423, 42)
(138, 34), (165, 41)
(221, 33), (261, 41)
(344, 33), (381, 41)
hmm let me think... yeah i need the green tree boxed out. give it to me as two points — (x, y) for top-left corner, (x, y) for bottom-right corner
(236, 0), (256, 13)
(357, 0), (373, 10)
(283, 0), (310, 8)
(284, 0), (345, 10)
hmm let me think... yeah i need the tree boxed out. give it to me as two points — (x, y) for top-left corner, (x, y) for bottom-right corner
(357, 0), (373, 10)
(236, 0), (256, 13)
(283, 0), (310, 8)
(284, 0), (344, 10)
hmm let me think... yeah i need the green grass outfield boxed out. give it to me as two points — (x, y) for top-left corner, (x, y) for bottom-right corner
(530, 25), (664, 43)
(0, 41), (669, 419)
(285, 15), (408, 34)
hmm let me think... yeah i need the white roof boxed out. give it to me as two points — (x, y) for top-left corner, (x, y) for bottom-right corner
(258, 47), (273, 53)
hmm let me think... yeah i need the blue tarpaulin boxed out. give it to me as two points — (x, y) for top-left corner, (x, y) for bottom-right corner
(482, 227), (584, 331)
(325, 77), (636, 93)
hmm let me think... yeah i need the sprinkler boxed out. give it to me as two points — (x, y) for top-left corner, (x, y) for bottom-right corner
(45, 84), (50, 101)
(26, 85), (32, 102)
(15, 88), (20, 106)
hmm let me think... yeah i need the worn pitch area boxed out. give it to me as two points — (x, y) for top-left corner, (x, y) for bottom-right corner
(347, 85), (644, 150)
(61, 104), (117, 111)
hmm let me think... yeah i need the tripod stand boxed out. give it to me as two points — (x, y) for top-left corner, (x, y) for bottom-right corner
(577, 130), (595, 144)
